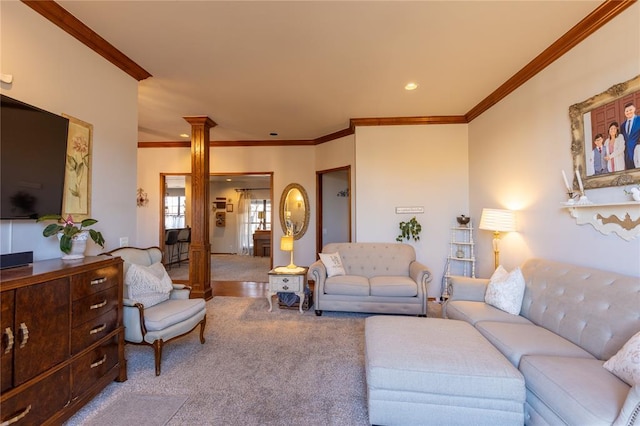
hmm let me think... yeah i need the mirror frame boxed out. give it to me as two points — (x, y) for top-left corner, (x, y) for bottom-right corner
(279, 183), (310, 240)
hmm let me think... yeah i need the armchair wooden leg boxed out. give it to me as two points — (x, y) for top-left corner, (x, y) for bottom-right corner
(153, 339), (164, 376)
(199, 317), (206, 344)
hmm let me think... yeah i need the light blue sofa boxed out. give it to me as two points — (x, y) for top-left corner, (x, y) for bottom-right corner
(443, 258), (640, 425)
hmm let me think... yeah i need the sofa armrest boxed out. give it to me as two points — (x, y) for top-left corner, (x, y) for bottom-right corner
(170, 287), (191, 300)
(614, 385), (639, 426)
(409, 261), (433, 288)
(308, 259), (327, 298)
(448, 276), (489, 301)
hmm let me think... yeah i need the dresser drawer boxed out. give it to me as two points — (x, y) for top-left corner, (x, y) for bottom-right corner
(71, 265), (119, 301)
(72, 286), (118, 327)
(71, 307), (118, 355)
(71, 336), (119, 398)
(269, 274), (303, 292)
(0, 366), (69, 426)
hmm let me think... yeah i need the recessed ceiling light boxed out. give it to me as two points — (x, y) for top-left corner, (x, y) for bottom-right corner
(226, 178), (232, 182)
(404, 82), (418, 91)
(180, 133), (189, 138)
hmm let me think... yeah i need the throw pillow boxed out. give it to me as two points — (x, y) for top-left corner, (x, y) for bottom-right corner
(125, 262), (173, 307)
(319, 252), (346, 277)
(604, 331), (640, 386)
(484, 265), (526, 315)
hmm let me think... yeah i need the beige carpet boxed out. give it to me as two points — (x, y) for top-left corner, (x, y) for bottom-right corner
(167, 254), (270, 282)
(65, 297), (444, 425)
(84, 394), (188, 426)
(65, 297), (369, 425)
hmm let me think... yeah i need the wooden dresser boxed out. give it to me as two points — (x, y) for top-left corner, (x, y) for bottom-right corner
(253, 230), (271, 257)
(0, 256), (126, 425)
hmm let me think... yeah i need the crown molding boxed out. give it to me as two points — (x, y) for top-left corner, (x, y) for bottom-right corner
(25, 0), (634, 145)
(21, 0), (152, 81)
(351, 116), (467, 127)
(465, 0), (635, 122)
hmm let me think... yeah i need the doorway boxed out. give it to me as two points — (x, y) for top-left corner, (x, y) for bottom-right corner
(316, 167), (351, 254)
(160, 173), (273, 284)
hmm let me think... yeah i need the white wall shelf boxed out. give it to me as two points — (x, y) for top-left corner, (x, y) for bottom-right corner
(562, 201), (640, 241)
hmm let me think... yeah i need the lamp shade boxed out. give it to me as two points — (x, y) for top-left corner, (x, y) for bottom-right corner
(280, 235), (294, 252)
(479, 208), (516, 232)
(258, 211), (264, 219)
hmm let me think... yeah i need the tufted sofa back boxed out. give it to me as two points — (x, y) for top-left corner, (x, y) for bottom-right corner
(520, 258), (640, 360)
(322, 242), (416, 279)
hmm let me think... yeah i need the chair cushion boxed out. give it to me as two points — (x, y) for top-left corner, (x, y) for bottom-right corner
(125, 262), (173, 307)
(370, 276), (417, 297)
(143, 298), (206, 331)
(445, 300), (533, 326)
(604, 330), (640, 386)
(476, 321), (595, 367)
(324, 275), (369, 296)
(319, 252), (346, 277)
(520, 356), (629, 425)
(484, 265), (525, 315)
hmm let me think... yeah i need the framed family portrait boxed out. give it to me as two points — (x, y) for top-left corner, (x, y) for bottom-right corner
(570, 74), (640, 189)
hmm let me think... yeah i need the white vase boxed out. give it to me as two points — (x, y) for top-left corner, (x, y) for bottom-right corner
(58, 231), (89, 260)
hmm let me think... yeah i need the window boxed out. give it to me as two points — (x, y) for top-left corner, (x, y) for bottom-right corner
(165, 195), (185, 229)
(249, 199), (271, 236)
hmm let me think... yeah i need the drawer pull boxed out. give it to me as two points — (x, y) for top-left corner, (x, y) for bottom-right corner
(3, 327), (13, 354)
(89, 324), (107, 335)
(282, 285), (289, 290)
(282, 278), (289, 283)
(89, 300), (108, 310)
(18, 323), (28, 349)
(90, 277), (107, 286)
(0, 404), (31, 426)
(90, 354), (107, 369)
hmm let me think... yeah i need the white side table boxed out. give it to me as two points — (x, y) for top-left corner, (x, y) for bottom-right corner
(267, 267), (308, 314)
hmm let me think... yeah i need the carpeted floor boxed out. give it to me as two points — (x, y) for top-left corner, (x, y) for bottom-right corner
(65, 297), (375, 425)
(167, 254), (271, 282)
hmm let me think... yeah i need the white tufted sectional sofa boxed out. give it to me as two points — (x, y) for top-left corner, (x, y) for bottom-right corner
(309, 242), (433, 316)
(443, 258), (640, 425)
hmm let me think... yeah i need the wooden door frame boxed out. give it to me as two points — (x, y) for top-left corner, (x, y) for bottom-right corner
(315, 166), (351, 256)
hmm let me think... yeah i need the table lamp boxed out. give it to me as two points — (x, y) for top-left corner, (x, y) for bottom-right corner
(479, 208), (516, 269)
(280, 235), (296, 269)
(258, 211), (265, 229)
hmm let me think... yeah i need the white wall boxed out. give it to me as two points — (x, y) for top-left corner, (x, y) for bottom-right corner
(469, 3), (640, 278)
(354, 124), (470, 296)
(0, 2), (138, 261)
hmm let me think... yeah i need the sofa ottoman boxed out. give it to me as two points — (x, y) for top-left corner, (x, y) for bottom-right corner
(365, 316), (525, 425)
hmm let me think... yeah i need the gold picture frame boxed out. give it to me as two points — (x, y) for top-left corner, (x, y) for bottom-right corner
(62, 114), (93, 220)
(570, 75), (640, 189)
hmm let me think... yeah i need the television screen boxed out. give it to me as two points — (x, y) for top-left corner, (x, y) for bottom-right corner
(1, 95), (69, 219)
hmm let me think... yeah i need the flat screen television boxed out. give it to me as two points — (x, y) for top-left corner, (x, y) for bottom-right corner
(1, 95), (69, 219)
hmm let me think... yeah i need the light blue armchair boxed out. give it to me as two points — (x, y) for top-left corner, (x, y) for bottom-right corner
(102, 246), (206, 375)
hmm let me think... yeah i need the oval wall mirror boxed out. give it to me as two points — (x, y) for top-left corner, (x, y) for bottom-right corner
(279, 183), (310, 240)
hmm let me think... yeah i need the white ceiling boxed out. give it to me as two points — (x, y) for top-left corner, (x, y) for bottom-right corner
(58, 0), (601, 143)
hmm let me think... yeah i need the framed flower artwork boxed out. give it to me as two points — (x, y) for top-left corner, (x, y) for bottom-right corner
(62, 114), (93, 219)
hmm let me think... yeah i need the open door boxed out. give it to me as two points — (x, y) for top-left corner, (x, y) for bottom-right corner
(316, 167), (351, 255)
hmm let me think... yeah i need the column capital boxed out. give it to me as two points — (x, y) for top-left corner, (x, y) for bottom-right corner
(183, 116), (217, 128)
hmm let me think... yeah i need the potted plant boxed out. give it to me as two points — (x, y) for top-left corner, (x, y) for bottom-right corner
(37, 214), (105, 257)
(396, 216), (422, 242)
